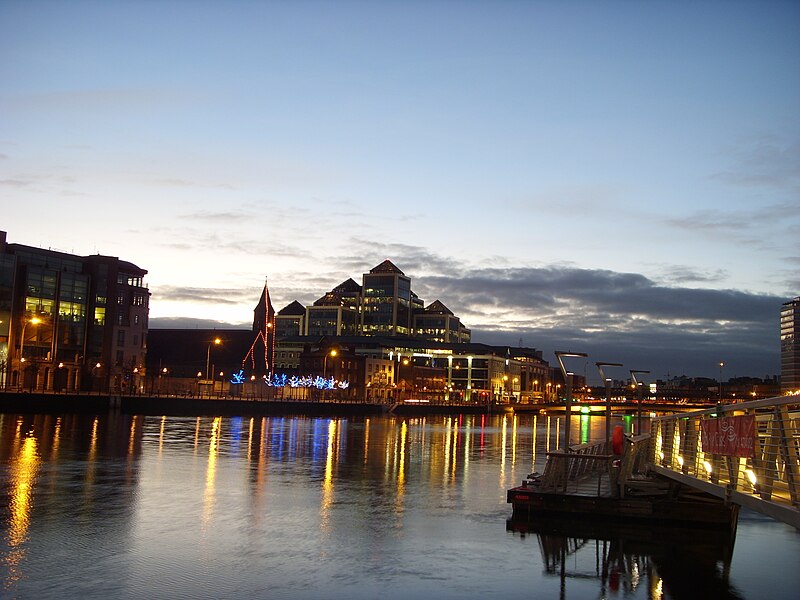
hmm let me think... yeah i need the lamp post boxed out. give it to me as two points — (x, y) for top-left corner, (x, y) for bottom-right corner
(718, 361), (724, 403)
(323, 349), (338, 379)
(630, 369), (650, 434)
(596, 362), (623, 449)
(205, 337), (222, 396)
(555, 351), (588, 453)
(323, 349), (338, 400)
(160, 366), (168, 396)
(92, 362), (102, 393)
(19, 316), (42, 388)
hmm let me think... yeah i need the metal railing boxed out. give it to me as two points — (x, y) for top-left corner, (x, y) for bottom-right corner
(649, 395), (800, 528)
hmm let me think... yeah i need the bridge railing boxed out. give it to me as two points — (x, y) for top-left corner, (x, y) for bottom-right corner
(649, 395), (800, 528)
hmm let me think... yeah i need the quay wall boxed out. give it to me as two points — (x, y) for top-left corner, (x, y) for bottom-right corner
(0, 392), (489, 418)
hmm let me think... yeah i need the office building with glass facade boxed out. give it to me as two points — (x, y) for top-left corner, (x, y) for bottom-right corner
(0, 230), (149, 393)
(274, 260), (471, 342)
(781, 296), (800, 393)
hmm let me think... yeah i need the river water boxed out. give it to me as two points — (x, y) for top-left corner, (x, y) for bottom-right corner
(0, 411), (798, 599)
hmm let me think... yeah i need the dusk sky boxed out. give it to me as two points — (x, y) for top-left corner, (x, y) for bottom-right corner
(2, 1), (798, 382)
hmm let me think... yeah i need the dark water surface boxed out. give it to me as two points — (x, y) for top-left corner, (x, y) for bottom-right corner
(1, 412), (798, 599)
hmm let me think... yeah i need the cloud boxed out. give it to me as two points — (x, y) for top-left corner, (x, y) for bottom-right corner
(409, 264), (781, 379)
(664, 202), (798, 235)
(151, 244), (784, 380)
(154, 178), (235, 190)
(153, 285), (259, 305)
(656, 265), (727, 285)
(149, 316), (246, 329)
(179, 210), (249, 223)
(712, 136), (800, 189)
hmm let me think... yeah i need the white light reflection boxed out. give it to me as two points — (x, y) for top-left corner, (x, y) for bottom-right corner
(84, 417), (99, 495)
(499, 415), (508, 485)
(127, 416), (139, 458)
(6, 433), (41, 588)
(363, 418), (370, 465)
(462, 416), (471, 484)
(158, 415), (166, 455)
(398, 420), (407, 489)
(321, 420), (338, 531)
(443, 417), (453, 486)
(202, 417), (221, 528)
(450, 418), (458, 480)
(531, 415), (538, 473)
(511, 415), (518, 466)
(51, 417), (61, 459)
(247, 417), (254, 461)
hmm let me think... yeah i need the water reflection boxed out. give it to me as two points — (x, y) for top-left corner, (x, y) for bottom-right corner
(507, 515), (742, 600)
(5, 427), (40, 589)
(0, 413), (795, 599)
(202, 417), (221, 528)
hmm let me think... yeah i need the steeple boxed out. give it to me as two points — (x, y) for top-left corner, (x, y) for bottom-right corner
(245, 276), (276, 375)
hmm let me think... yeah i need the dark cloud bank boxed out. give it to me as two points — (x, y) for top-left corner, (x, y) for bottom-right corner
(151, 264), (788, 383)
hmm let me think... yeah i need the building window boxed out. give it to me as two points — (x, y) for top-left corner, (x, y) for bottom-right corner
(117, 330), (125, 347)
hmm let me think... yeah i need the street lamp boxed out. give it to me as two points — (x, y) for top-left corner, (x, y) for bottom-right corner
(596, 362), (623, 449)
(206, 337), (222, 392)
(323, 349), (338, 401)
(92, 362), (102, 393)
(323, 348), (338, 379)
(630, 369), (650, 434)
(19, 316), (42, 367)
(160, 366), (169, 396)
(718, 361), (724, 403)
(555, 351), (588, 453)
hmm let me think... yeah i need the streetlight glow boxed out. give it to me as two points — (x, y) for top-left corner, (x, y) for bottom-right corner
(555, 351), (588, 453)
(596, 362), (623, 448)
(630, 369), (650, 434)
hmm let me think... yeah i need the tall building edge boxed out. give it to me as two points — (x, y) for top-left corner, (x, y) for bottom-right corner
(780, 296), (800, 393)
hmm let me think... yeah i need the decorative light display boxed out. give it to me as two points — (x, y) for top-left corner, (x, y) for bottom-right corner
(229, 370), (349, 389)
(242, 278), (275, 375)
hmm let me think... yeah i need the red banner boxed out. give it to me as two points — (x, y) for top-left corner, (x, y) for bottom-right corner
(700, 415), (755, 457)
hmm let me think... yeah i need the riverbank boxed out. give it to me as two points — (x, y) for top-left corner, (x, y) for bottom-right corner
(0, 391), (489, 417)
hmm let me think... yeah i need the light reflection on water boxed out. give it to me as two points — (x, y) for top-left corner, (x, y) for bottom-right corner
(0, 412), (798, 599)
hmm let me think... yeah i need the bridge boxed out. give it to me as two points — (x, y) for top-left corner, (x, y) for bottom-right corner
(650, 394), (799, 529)
(508, 393), (799, 530)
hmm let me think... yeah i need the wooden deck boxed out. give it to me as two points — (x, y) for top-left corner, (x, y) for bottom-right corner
(508, 434), (738, 528)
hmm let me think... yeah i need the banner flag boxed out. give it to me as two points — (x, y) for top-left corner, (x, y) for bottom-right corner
(700, 415), (755, 458)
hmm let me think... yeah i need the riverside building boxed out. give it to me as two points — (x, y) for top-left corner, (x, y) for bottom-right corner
(0, 230), (149, 393)
(275, 260), (471, 342)
(781, 296), (800, 393)
(268, 260), (547, 403)
(147, 260), (550, 403)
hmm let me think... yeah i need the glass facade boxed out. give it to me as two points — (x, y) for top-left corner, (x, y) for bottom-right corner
(781, 297), (800, 392)
(362, 272), (412, 336)
(1, 235), (148, 393)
